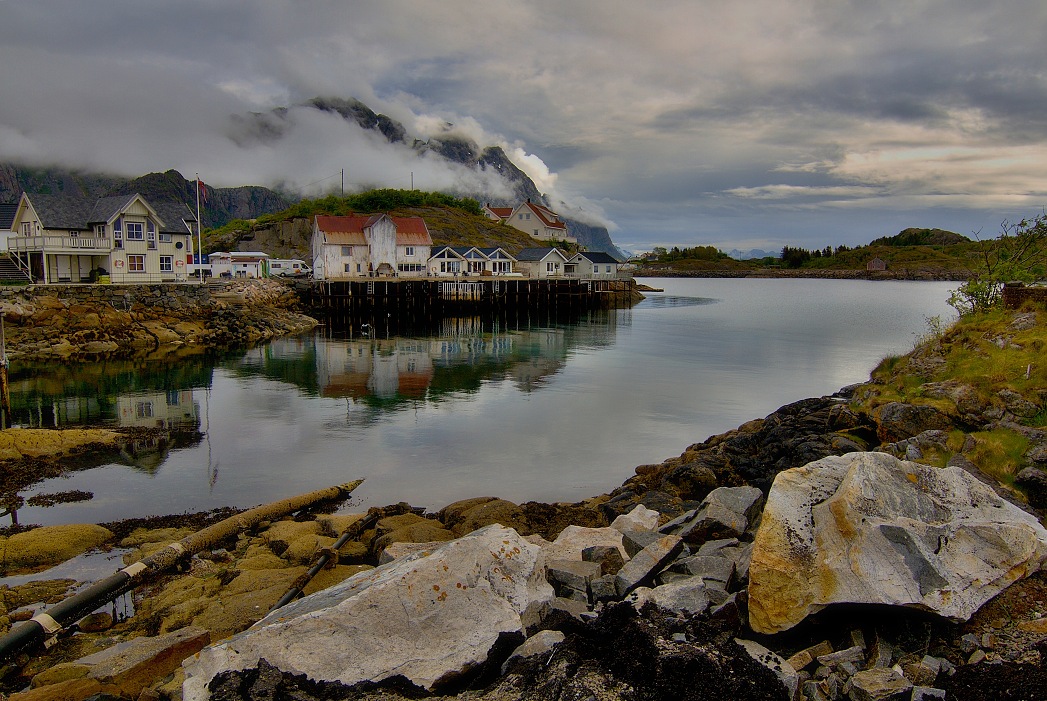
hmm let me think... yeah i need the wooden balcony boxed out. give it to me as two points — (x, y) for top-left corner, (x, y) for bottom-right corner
(10, 235), (111, 254)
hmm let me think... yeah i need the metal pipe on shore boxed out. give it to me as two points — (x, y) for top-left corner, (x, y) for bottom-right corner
(0, 479), (363, 661)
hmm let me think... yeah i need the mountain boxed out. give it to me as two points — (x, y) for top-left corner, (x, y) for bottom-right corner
(727, 248), (773, 260)
(1, 95), (623, 257)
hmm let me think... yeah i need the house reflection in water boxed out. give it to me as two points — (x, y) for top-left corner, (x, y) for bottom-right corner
(319, 338), (436, 401)
(116, 390), (200, 429)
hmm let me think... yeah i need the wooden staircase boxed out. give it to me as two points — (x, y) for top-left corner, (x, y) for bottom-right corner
(0, 255), (31, 283)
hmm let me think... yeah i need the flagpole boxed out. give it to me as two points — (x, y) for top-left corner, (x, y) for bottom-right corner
(196, 173), (203, 282)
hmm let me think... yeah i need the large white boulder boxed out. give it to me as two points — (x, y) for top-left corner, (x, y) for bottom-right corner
(748, 452), (1047, 634)
(183, 524), (553, 699)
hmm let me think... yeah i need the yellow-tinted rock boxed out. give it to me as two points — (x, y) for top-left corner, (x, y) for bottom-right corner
(316, 513), (365, 537)
(190, 567), (306, 636)
(450, 499), (530, 537)
(302, 564), (374, 596)
(30, 662), (91, 688)
(373, 522), (454, 554)
(283, 534), (337, 565)
(0, 428), (120, 462)
(1, 524), (114, 573)
(119, 527), (195, 548)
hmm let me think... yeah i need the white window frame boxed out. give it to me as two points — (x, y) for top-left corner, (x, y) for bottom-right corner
(404, 246), (414, 257)
(159, 255), (173, 272)
(341, 245), (353, 256)
(126, 222), (144, 240)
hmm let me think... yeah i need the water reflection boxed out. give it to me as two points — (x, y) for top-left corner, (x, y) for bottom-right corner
(230, 310), (620, 408)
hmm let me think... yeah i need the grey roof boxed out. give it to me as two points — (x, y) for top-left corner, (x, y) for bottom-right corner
(476, 247), (515, 260)
(23, 193), (195, 234)
(88, 194), (138, 225)
(514, 247), (561, 261)
(153, 200), (197, 234)
(0, 203), (17, 230)
(577, 251), (620, 264)
(25, 194), (96, 230)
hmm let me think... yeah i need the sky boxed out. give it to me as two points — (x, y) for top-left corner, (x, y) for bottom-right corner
(2, 1), (1046, 255)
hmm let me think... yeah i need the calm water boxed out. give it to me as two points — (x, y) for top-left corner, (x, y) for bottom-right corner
(7, 278), (957, 526)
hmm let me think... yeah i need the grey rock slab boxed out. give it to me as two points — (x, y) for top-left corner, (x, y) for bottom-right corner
(501, 630), (565, 674)
(546, 559), (603, 594)
(668, 554), (735, 586)
(748, 452), (1047, 634)
(620, 528), (663, 558)
(182, 525), (554, 699)
(628, 577), (713, 616)
(610, 504), (661, 532)
(614, 533), (683, 597)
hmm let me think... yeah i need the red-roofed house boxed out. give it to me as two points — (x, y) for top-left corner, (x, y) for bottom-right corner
(488, 200), (576, 244)
(312, 214), (433, 280)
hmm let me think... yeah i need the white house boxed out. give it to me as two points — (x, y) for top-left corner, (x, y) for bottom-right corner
(312, 214), (432, 280)
(513, 247), (570, 279)
(206, 251), (270, 278)
(427, 246), (519, 277)
(566, 251), (622, 279)
(485, 200), (576, 244)
(8, 192), (196, 284)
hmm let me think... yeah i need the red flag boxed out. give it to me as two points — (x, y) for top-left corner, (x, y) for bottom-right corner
(197, 179), (209, 204)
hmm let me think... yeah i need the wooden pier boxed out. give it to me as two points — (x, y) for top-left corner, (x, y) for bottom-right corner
(296, 277), (639, 321)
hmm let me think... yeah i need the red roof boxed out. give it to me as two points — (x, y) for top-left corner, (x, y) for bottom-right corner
(315, 214), (433, 246)
(485, 206), (513, 220)
(521, 202), (567, 230)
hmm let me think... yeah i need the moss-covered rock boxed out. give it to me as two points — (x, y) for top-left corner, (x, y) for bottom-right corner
(0, 524), (113, 574)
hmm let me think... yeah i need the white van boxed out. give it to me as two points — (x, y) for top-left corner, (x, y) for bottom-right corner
(269, 259), (312, 277)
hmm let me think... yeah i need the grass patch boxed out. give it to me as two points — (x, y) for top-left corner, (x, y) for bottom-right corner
(963, 429), (1031, 486)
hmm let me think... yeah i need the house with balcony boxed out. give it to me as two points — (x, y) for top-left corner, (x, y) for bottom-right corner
(8, 193), (196, 283)
(427, 246), (518, 277)
(312, 214), (432, 280)
(485, 200), (576, 244)
(514, 247), (570, 279)
(566, 251), (623, 279)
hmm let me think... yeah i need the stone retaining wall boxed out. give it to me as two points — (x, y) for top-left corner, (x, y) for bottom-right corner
(0, 282), (214, 313)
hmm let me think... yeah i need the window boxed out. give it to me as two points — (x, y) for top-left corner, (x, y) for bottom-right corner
(114, 218), (122, 236)
(398, 263), (423, 273)
(357, 263), (362, 273)
(159, 232), (172, 243)
(114, 230), (123, 249)
(341, 246), (353, 256)
(547, 261), (558, 273)
(126, 222), (144, 240)
(160, 256), (173, 272)
(128, 254), (145, 272)
(344, 263), (352, 273)
(606, 265), (612, 273)
(147, 229), (156, 249)
(95, 225), (106, 237)
(404, 246), (414, 257)
(136, 401), (154, 419)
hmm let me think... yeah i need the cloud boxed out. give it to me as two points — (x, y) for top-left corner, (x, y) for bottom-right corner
(1, 0), (1046, 251)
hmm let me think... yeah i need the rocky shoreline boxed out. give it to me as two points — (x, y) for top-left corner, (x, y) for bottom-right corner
(1, 289), (1046, 700)
(1, 372), (1046, 699)
(0, 278), (317, 360)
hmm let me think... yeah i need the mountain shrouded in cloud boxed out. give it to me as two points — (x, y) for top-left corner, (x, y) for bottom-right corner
(0, 95), (623, 255)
